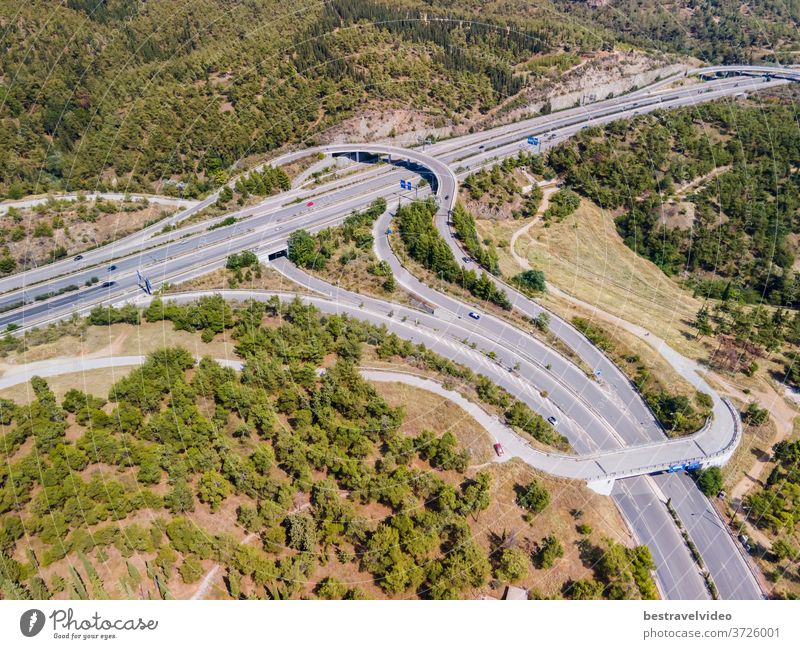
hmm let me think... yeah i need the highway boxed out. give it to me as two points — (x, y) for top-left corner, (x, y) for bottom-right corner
(0, 74), (783, 326)
(272, 250), (743, 482)
(0, 65), (786, 599)
(270, 227), (759, 599)
(0, 69), (786, 300)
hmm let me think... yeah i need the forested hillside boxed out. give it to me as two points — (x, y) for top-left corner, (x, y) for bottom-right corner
(548, 93), (800, 308)
(0, 296), (656, 600)
(3, 1), (796, 199)
(0, 0), (599, 199)
(553, 0), (800, 63)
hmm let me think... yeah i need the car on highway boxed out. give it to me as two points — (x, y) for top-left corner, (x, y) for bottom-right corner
(493, 443), (504, 457)
(101, 281), (115, 288)
(73, 254), (84, 261)
(547, 416), (559, 426)
(385, 228), (392, 235)
(478, 144), (485, 150)
(738, 534), (753, 553)
(107, 265), (117, 271)
(307, 201), (314, 207)
(468, 311), (480, 320)
(462, 256), (471, 263)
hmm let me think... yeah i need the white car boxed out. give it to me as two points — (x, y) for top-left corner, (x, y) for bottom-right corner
(547, 416), (558, 426)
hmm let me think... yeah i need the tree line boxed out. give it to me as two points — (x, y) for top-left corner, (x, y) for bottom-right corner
(548, 100), (800, 308)
(396, 199), (512, 310)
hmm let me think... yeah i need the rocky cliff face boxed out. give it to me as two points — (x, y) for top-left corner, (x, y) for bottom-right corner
(321, 49), (692, 146)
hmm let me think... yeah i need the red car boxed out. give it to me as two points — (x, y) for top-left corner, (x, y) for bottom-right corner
(307, 201), (314, 207)
(493, 443), (504, 457)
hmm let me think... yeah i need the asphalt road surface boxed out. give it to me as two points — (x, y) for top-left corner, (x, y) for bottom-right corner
(0, 65), (786, 599)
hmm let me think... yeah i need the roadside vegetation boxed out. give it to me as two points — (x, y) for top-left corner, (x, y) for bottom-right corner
(287, 199), (398, 290)
(0, 197), (175, 275)
(287, 198), (404, 299)
(396, 199), (512, 310)
(572, 316), (712, 436)
(451, 203), (501, 275)
(0, 295), (657, 600)
(548, 97), (800, 310)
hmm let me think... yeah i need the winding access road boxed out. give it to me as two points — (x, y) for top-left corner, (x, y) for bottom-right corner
(0, 65), (788, 599)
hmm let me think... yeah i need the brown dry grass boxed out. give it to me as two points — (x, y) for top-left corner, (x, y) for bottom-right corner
(6, 199), (174, 269)
(166, 263), (311, 296)
(281, 153), (324, 182)
(371, 381), (495, 465)
(0, 368), (134, 403)
(478, 195), (798, 403)
(478, 198), (708, 360)
(0, 321), (237, 369)
(465, 460), (634, 599)
(540, 290), (707, 417)
(721, 417), (776, 494)
(311, 244), (412, 305)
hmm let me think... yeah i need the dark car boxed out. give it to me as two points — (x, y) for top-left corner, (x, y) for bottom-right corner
(73, 254), (84, 261)
(101, 281), (115, 288)
(493, 443), (504, 457)
(107, 264), (117, 271)
(462, 256), (471, 263)
(468, 311), (480, 320)
(738, 534), (753, 553)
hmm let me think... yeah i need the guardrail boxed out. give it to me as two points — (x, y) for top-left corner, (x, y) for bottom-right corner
(360, 361), (741, 483)
(442, 216), (677, 436)
(378, 213), (639, 448)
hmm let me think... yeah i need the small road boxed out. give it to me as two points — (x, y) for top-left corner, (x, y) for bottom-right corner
(0, 65), (789, 599)
(508, 181), (559, 272)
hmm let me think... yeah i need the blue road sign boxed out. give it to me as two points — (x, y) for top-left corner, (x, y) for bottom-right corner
(400, 180), (407, 190)
(527, 135), (540, 146)
(407, 183), (413, 191)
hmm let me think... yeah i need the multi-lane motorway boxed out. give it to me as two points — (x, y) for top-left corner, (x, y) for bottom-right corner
(2, 64), (792, 599)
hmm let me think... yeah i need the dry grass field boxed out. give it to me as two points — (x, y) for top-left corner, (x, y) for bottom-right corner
(477, 199), (708, 360)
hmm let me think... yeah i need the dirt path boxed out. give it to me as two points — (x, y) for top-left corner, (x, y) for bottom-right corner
(509, 181), (558, 271)
(712, 374), (799, 502)
(190, 532), (257, 600)
(549, 283), (799, 505)
(674, 165), (731, 198)
(85, 329), (130, 359)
